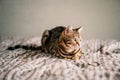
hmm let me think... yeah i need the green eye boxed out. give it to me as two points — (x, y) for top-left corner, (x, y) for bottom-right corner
(66, 40), (71, 44)
(66, 41), (71, 44)
(67, 42), (71, 44)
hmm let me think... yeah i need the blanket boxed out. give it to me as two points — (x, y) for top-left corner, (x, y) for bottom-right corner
(0, 37), (120, 80)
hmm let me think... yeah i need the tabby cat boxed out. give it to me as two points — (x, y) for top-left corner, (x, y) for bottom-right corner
(41, 25), (83, 60)
(7, 25), (83, 60)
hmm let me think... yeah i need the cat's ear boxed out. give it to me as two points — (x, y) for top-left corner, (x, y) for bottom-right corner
(64, 25), (73, 35)
(76, 26), (83, 33)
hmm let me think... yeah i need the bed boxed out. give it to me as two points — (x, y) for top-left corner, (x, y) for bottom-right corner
(0, 36), (120, 80)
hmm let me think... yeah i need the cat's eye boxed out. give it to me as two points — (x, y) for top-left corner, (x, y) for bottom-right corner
(66, 40), (71, 44)
(67, 42), (71, 44)
(66, 41), (71, 44)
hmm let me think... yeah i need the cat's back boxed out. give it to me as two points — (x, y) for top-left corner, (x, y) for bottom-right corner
(50, 26), (65, 39)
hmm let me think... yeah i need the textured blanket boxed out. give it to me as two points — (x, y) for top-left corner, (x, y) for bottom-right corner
(0, 37), (120, 80)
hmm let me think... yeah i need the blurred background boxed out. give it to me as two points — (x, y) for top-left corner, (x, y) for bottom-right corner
(0, 0), (120, 39)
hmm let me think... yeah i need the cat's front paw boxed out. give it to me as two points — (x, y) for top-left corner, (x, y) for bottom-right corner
(72, 52), (83, 60)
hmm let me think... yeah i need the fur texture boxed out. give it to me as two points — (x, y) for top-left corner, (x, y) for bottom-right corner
(41, 25), (83, 60)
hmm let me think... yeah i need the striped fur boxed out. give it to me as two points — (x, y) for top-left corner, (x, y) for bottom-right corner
(41, 25), (83, 60)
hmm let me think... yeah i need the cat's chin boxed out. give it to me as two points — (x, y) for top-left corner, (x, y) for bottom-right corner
(66, 49), (74, 53)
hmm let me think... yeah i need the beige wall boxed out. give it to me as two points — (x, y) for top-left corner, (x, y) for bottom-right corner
(0, 0), (120, 39)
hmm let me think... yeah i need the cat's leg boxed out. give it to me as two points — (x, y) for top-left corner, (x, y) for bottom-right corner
(41, 30), (50, 45)
(41, 30), (50, 53)
(72, 49), (83, 60)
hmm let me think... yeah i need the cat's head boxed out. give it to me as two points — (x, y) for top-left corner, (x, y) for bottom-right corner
(59, 25), (83, 52)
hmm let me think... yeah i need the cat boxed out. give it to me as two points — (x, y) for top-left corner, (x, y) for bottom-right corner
(41, 25), (83, 60)
(7, 25), (83, 60)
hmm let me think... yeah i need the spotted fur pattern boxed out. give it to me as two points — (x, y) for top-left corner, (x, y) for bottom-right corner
(41, 25), (83, 60)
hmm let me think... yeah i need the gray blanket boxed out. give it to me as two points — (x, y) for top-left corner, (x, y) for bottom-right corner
(0, 37), (120, 80)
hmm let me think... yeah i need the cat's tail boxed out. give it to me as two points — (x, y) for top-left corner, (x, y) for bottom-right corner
(6, 44), (45, 52)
